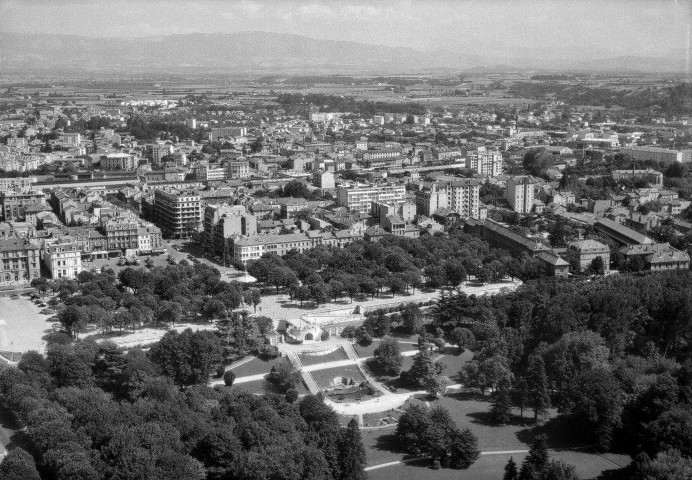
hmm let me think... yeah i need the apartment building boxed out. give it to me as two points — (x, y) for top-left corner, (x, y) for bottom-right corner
(43, 242), (82, 280)
(233, 230), (360, 265)
(621, 146), (682, 164)
(466, 150), (503, 176)
(193, 164), (226, 181)
(0, 238), (40, 284)
(336, 184), (406, 214)
(227, 160), (250, 179)
(611, 168), (664, 186)
(152, 144), (174, 164)
(505, 176), (536, 213)
(443, 179), (480, 218)
(154, 188), (202, 239)
(415, 183), (448, 217)
(203, 204), (257, 255)
(101, 153), (136, 170)
(211, 127), (247, 140)
(313, 170), (335, 189)
(1, 191), (47, 221)
(104, 219), (140, 252)
(361, 149), (401, 161)
(137, 226), (163, 253)
(569, 240), (611, 273)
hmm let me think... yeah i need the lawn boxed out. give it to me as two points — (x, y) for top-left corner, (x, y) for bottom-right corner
(366, 450), (630, 480)
(311, 365), (367, 390)
(229, 356), (283, 378)
(297, 346), (349, 366)
(233, 378), (310, 396)
(362, 392), (632, 479)
(352, 338), (418, 359)
(434, 348), (473, 380)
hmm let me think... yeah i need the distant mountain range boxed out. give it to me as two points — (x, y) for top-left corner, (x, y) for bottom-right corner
(0, 31), (686, 75)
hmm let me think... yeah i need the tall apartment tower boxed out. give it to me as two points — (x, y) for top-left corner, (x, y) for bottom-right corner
(505, 176), (536, 213)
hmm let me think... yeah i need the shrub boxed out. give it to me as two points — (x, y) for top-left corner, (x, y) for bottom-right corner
(341, 326), (356, 338)
(257, 344), (280, 360)
(357, 331), (373, 346)
(320, 330), (330, 341)
(285, 388), (299, 403)
(223, 370), (236, 387)
(216, 365), (226, 378)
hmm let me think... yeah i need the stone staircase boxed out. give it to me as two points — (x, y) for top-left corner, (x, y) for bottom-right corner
(342, 342), (360, 361)
(301, 370), (320, 394)
(287, 351), (303, 368)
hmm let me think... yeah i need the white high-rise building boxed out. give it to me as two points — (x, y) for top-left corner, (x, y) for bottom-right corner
(505, 176), (536, 213)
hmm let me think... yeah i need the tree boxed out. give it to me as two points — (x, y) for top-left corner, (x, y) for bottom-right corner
(634, 450), (692, 480)
(527, 355), (551, 422)
(223, 370), (236, 387)
(0, 447), (40, 480)
(365, 310), (391, 337)
(460, 354), (514, 394)
(402, 349), (440, 389)
(561, 367), (624, 450)
(520, 434), (549, 479)
(504, 457), (519, 480)
(243, 288), (262, 313)
(587, 255), (605, 275)
(451, 327), (475, 353)
(401, 303), (424, 334)
(339, 418), (366, 480)
(372, 337), (403, 376)
(57, 305), (89, 338)
(31, 277), (49, 298)
(492, 385), (514, 425)
(446, 428), (480, 469)
(149, 329), (223, 387)
(396, 404), (479, 469)
(513, 377), (530, 420)
(268, 358), (301, 393)
(327, 279), (344, 302)
(543, 460), (579, 480)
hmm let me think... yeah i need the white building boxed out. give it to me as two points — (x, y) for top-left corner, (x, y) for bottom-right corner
(505, 176), (536, 213)
(43, 242), (82, 279)
(336, 184), (406, 214)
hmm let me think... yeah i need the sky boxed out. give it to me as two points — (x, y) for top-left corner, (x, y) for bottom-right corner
(1, 0), (690, 60)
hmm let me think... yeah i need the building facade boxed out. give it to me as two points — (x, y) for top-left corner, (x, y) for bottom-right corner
(1, 191), (47, 221)
(43, 242), (82, 280)
(153, 188), (202, 239)
(336, 184), (406, 214)
(505, 176), (536, 213)
(569, 239), (611, 273)
(0, 238), (40, 284)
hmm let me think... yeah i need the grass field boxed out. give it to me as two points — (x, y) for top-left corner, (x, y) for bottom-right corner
(353, 338), (418, 359)
(229, 356), (283, 378)
(366, 450), (631, 480)
(362, 392), (632, 479)
(297, 346), (349, 366)
(232, 378), (310, 396)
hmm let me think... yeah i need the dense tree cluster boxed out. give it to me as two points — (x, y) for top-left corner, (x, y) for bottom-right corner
(508, 82), (692, 114)
(276, 93), (427, 116)
(51, 264), (248, 333)
(395, 403), (480, 469)
(0, 337), (367, 480)
(431, 271), (692, 477)
(247, 228), (545, 307)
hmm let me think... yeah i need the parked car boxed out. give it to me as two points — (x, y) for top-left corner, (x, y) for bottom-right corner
(10, 294), (19, 299)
